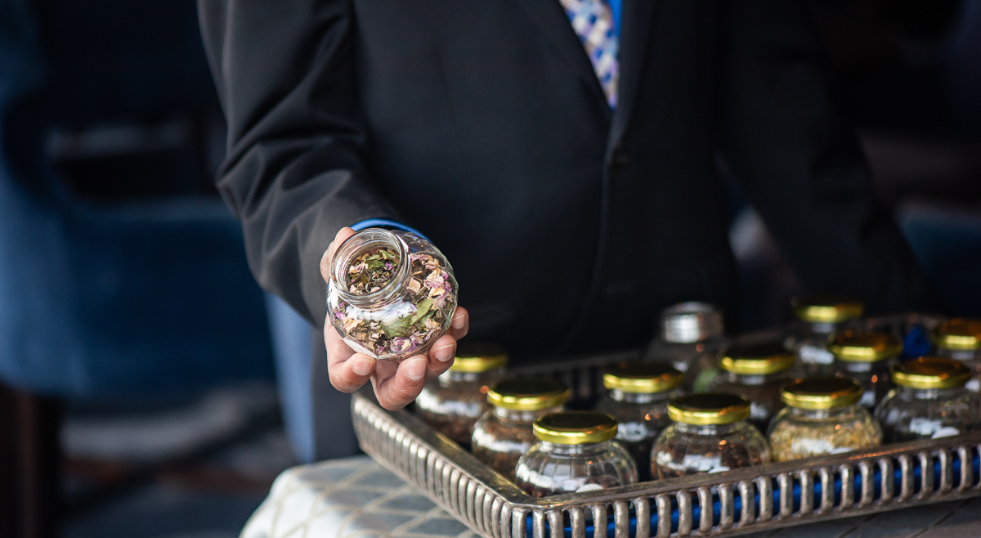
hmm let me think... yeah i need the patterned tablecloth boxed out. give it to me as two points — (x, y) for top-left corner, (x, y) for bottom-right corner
(241, 456), (981, 538)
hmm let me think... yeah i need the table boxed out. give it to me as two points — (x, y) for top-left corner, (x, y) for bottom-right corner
(241, 456), (981, 538)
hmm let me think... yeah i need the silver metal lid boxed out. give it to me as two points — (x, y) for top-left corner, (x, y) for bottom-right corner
(662, 302), (725, 343)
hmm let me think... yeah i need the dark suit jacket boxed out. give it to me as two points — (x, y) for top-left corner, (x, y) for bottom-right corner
(199, 0), (937, 359)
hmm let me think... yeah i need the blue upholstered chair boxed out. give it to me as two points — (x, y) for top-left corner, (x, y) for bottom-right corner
(0, 1), (275, 535)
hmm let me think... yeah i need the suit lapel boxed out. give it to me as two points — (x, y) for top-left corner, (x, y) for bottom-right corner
(513, 0), (610, 114)
(609, 0), (660, 146)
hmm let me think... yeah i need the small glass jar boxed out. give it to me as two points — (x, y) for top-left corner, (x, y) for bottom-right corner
(785, 294), (864, 376)
(327, 228), (459, 360)
(593, 362), (684, 480)
(514, 411), (637, 498)
(830, 330), (901, 409)
(415, 343), (508, 445)
(875, 357), (981, 442)
(932, 319), (981, 392)
(768, 377), (881, 461)
(705, 342), (795, 431)
(643, 302), (727, 391)
(651, 394), (771, 479)
(471, 377), (570, 481)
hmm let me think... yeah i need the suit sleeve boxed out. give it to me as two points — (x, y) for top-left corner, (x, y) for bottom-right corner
(716, 0), (941, 313)
(198, 0), (399, 324)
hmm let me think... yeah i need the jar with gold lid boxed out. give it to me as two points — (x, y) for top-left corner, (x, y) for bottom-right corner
(830, 330), (902, 409)
(768, 377), (881, 461)
(593, 362), (683, 480)
(933, 319), (981, 392)
(514, 411), (637, 497)
(705, 342), (795, 431)
(875, 357), (981, 442)
(785, 294), (864, 376)
(471, 377), (570, 481)
(651, 394), (770, 479)
(415, 343), (507, 445)
(643, 302), (728, 391)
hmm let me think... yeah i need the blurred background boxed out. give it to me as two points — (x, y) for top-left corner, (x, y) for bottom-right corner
(1, 0), (979, 537)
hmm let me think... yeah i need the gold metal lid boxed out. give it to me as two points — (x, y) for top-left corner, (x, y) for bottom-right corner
(448, 342), (509, 373)
(933, 319), (981, 351)
(533, 411), (618, 444)
(487, 377), (570, 411)
(667, 393), (751, 425)
(791, 294), (864, 324)
(892, 357), (971, 390)
(781, 377), (863, 410)
(828, 331), (902, 362)
(720, 342), (795, 375)
(603, 362), (683, 393)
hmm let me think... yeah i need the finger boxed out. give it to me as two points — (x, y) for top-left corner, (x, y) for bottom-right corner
(320, 226), (357, 283)
(447, 306), (469, 340)
(373, 356), (429, 410)
(328, 352), (376, 393)
(324, 317), (354, 367)
(426, 335), (457, 379)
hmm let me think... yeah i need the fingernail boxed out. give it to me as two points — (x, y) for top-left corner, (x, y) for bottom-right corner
(452, 314), (465, 329)
(435, 344), (455, 362)
(353, 357), (373, 376)
(405, 358), (427, 380)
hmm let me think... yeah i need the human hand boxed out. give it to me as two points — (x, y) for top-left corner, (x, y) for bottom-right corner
(320, 227), (469, 410)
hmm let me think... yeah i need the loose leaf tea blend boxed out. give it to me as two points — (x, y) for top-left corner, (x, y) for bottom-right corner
(328, 229), (458, 360)
(345, 247), (399, 294)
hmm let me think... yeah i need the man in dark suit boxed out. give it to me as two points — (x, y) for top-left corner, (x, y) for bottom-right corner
(199, 0), (937, 416)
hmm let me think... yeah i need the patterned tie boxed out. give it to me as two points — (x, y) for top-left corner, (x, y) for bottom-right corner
(558, 0), (619, 107)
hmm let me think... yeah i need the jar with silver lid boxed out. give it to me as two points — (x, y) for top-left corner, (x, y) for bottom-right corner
(593, 362), (683, 480)
(785, 294), (864, 376)
(514, 411), (637, 498)
(643, 302), (727, 391)
(830, 330), (901, 409)
(933, 319), (981, 392)
(875, 357), (981, 442)
(415, 343), (507, 445)
(768, 377), (881, 461)
(651, 394), (771, 479)
(471, 377), (570, 481)
(705, 342), (795, 431)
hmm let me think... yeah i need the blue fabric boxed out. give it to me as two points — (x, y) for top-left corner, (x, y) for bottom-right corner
(265, 294), (316, 463)
(351, 218), (430, 242)
(608, 0), (621, 36)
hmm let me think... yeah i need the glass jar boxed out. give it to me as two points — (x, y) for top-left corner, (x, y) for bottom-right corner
(471, 377), (570, 481)
(785, 294), (864, 376)
(933, 319), (981, 392)
(768, 377), (881, 461)
(705, 342), (795, 431)
(829, 330), (901, 409)
(327, 227), (459, 360)
(875, 357), (981, 442)
(593, 362), (683, 481)
(415, 343), (507, 445)
(643, 302), (727, 391)
(514, 411), (637, 498)
(651, 394), (771, 479)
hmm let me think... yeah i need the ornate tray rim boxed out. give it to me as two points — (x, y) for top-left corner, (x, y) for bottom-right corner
(352, 336), (981, 537)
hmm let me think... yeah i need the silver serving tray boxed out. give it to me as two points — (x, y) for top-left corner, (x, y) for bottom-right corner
(351, 328), (980, 538)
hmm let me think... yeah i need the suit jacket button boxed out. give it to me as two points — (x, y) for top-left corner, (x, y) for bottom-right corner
(610, 145), (629, 169)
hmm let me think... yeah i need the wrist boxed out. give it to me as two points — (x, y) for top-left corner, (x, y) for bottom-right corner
(350, 218), (429, 242)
